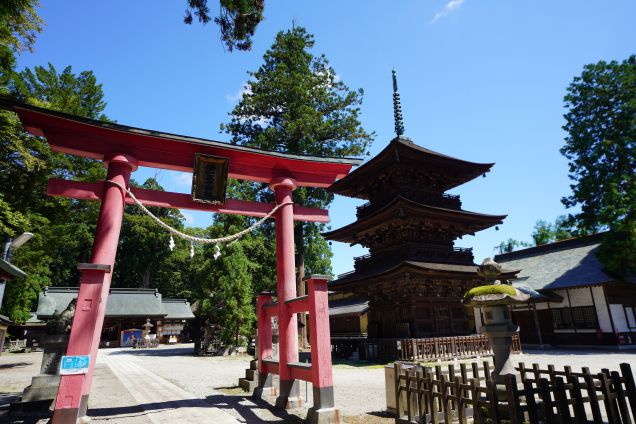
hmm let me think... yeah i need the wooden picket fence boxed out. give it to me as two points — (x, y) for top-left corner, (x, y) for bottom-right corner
(335, 334), (521, 362)
(395, 361), (636, 423)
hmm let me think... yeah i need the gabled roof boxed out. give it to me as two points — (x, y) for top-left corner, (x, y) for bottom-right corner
(329, 136), (494, 198)
(323, 195), (506, 243)
(162, 299), (195, 320)
(36, 287), (168, 318)
(0, 258), (26, 280)
(328, 298), (369, 317)
(494, 233), (617, 291)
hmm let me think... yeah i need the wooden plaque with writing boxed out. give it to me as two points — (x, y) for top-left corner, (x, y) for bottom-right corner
(192, 154), (229, 205)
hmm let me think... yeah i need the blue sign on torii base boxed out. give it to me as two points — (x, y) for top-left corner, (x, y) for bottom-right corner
(60, 355), (90, 375)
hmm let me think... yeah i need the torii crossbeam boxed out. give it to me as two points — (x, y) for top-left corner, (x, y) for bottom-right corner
(1, 97), (360, 424)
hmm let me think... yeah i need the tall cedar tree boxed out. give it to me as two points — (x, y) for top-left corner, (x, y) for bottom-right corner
(561, 56), (636, 276)
(215, 242), (255, 345)
(220, 26), (373, 309)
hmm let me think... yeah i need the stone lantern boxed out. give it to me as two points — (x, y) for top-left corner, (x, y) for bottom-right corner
(142, 318), (154, 339)
(464, 258), (529, 381)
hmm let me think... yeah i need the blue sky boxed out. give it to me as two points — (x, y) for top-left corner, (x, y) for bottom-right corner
(16, 1), (635, 276)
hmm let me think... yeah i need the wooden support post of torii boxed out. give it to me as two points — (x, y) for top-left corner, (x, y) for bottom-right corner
(255, 276), (339, 423)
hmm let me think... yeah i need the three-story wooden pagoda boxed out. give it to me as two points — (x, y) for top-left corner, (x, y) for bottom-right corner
(324, 71), (516, 338)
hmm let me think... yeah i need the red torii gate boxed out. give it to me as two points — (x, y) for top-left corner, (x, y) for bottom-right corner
(1, 98), (360, 424)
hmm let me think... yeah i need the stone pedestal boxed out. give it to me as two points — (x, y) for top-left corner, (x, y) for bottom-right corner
(481, 306), (517, 382)
(11, 334), (69, 411)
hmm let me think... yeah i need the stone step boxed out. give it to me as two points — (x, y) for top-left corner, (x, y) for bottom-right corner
(245, 368), (257, 380)
(249, 359), (258, 370)
(239, 378), (257, 392)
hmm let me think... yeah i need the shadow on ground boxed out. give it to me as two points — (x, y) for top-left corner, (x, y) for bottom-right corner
(109, 347), (195, 357)
(0, 363), (33, 371)
(206, 393), (304, 423)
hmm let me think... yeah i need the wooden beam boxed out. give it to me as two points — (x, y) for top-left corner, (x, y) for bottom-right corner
(47, 179), (329, 223)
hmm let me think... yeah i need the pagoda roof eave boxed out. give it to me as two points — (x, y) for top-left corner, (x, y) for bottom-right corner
(0, 96), (363, 188)
(331, 260), (520, 289)
(322, 195), (506, 243)
(329, 136), (494, 198)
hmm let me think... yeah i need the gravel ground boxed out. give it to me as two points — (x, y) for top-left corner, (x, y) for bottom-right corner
(1, 344), (634, 424)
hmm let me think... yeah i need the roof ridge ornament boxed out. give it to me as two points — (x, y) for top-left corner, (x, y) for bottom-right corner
(392, 68), (405, 137)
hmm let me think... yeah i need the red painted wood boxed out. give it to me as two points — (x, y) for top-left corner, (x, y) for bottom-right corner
(47, 179), (329, 223)
(15, 108), (356, 187)
(262, 361), (279, 375)
(272, 178), (299, 387)
(308, 277), (334, 388)
(286, 297), (309, 315)
(289, 366), (312, 382)
(263, 303), (278, 318)
(53, 154), (136, 422)
(257, 293), (273, 375)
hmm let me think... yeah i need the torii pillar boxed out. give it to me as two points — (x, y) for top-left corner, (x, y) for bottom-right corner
(270, 177), (301, 407)
(51, 154), (137, 424)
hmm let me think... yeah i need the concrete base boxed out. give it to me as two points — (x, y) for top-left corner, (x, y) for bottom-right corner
(275, 379), (302, 409)
(253, 373), (276, 399)
(239, 377), (258, 392)
(51, 407), (80, 424)
(306, 407), (341, 424)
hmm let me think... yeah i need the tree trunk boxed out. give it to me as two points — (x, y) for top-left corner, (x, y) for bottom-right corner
(141, 265), (151, 288)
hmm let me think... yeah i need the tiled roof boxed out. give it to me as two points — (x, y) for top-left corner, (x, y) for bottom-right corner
(35, 287), (193, 320)
(162, 299), (195, 320)
(495, 233), (616, 290)
(328, 298), (369, 317)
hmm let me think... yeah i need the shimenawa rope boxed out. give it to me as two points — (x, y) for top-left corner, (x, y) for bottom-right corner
(108, 180), (291, 245)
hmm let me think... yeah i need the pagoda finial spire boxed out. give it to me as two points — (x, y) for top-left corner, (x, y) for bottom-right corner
(392, 68), (405, 137)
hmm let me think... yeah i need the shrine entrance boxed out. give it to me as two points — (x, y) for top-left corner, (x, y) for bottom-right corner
(1, 97), (360, 424)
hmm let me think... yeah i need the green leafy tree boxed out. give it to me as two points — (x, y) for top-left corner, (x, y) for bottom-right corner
(561, 56), (636, 275)
(113, 177), (185, 289)
(0, 0), (43, 84)
(496, 238), (530, 254)
(184, 0), (264, 51)
(0, 64), (107, 321)
(531, 216), (574, 246)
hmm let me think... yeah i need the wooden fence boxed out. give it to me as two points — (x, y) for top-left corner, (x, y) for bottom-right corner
(395, 361), (636, 423)
(333, 334), (521, 362)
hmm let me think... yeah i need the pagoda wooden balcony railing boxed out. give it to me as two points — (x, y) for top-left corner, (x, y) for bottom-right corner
(356, 191), (461, 219)
(353, 246), (474, 272)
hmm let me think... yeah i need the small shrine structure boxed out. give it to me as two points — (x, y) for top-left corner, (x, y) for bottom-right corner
(324, 71), (517, 338)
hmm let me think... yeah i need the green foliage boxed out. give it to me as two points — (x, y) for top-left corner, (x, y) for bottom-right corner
(184, 0), (264, 52)
(0, 63), (107, 322)
(214, 242), (255, 345)
(221, 26), (374, 280)
(531, 216), (574, 246)
(114, 178), (185, 289)
(497, 238), (530, 254)
(561, 56), (636, 275)
(0, 0), (43, 85)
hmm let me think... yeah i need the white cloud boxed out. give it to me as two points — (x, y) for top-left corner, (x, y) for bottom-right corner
(172, 171), (192, 188)
(181, 211), (195, 225)
(431, 0), (465, 23)
(225, 82), (252, 103)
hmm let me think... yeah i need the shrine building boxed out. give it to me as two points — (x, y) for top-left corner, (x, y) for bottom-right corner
(324, 72), (518, 339)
